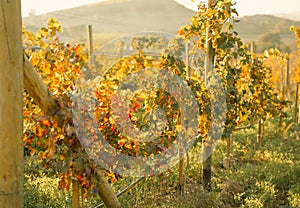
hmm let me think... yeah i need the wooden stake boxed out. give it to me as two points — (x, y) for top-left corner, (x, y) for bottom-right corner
(286, 58), (290, 100)
(250, 41), (255, 57)
(186, 42), (190, 80)
(178, 109), (185, 195)
(178, 107), (185, 196)
(223, 134), (232, 169)
(72, 178), (80, 208)
(295, 82), (299, 123)
(88, 25), (94, 65)
(279, 85), (286, 133)
(281, 63), (284, 91)
(257, 89), (264, 148)
(97, 170), (121, 208)
(178, 150), (185, 196)
(257, 118), (263, 149)
(202, 0), (215, 192)
(0, 1), (24, 207)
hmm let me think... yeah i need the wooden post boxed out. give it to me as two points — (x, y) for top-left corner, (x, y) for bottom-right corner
(278, 62), (285, 132)
(257, 119), (263, 149)
(286, 57), (290, 100)
(186, 42), (190, 80)
(97, 170), (121, 208)
(202, 0), (215, 192)
(24, 55), (63, 124)
(178, 149), (185, 196)
(178, 108), (185, 196)
(257, 93), (264, 149)
(223, 134), (232, 169)
(178, 42), (190, 196)
(72, 178), (80, 208)
(0, 1), (24, 207)
(178, 112), (185, 196)
(295, 82), (299, 123)
(250, 42), (264, 149)
(279, 85), (286, 133)
(88, 25), (94, 65)
(250, 41), (255, 56)
(281, 63), (284, 92)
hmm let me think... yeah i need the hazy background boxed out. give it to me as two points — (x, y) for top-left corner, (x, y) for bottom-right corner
(22, 0), (300, 18)
(21, 0), (300, 54)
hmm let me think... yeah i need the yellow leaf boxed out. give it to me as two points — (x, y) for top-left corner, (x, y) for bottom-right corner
(290, 25), (295, 31)
(59, 154), (65, 161)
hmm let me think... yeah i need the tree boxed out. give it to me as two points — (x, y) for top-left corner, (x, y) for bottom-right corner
(257, 31), (282, 53)
(179, 0), (286, 189)
(0, 1), (24, 207)
(179, 0), (244, 190)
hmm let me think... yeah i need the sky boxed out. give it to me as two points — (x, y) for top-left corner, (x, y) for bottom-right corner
(21, 0), (300, 17)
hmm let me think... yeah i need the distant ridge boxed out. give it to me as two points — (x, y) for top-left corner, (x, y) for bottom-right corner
(23, 0), (195, 33)
(236, 14), (300, 40)
(23, 0), (300, 48)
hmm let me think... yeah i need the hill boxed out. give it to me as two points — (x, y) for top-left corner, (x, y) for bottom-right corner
(236, 14), (300, 40)
(23, 0), (300, 50)
(23, 0), (196, 44)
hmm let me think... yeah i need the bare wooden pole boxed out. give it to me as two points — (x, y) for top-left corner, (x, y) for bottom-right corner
(178, 148), (185, 195)
(250, 41), (255, 56)
(178, 111), (185, 196)
(281, 63), (284, 91)
(257, 92), (264, 149)
(178, 42), (190, 196)
(72, 178), (80, 208)
(249, 41), (264, 149)
(202, 0), (215, 192)
(186, 42), (190, 80)
(227, 134), (232, 158)
(286, 57), (290, 100)
(223, 134), (232, 169)
(94, 176), (144, 208)
(279, 62), (285, 132)
(24, 55), (63, 124)
(0, 1), (24, 207)
(295, 82), (299, 123)
(257, 118), (263, 149)
(88, 25), (94, 65)
(96, 170), (121, 208)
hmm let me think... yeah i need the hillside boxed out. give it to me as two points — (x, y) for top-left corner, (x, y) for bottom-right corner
(23, 0), (300, 50)
(236, 14), (300, 41)
(23, 0), (196, 43)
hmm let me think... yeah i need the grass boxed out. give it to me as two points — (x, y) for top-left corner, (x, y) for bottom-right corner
(24, 117), (300, 207)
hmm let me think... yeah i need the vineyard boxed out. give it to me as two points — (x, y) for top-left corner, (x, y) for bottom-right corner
(1, 0), (300, 208)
